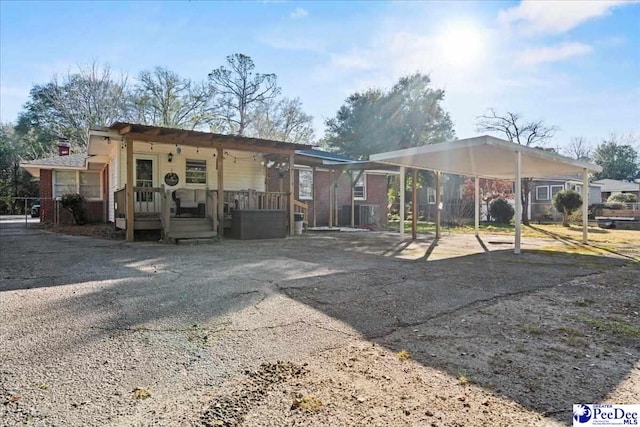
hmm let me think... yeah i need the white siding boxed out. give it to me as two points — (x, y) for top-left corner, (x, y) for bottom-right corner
(116, 142), (266, 192)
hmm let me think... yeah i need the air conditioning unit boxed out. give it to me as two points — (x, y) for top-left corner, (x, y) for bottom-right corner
(341, 204), (380, 226)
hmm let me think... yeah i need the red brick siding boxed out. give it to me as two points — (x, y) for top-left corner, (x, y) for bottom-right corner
(39, 168), (106, 225)
(40, 169), (54, 222)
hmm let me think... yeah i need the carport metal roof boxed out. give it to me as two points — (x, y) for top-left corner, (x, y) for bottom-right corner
(370, 135), (601, 179)
(370, 135), (603, 254)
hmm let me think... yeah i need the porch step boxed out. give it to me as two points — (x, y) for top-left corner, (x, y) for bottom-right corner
(169, 230), (217, 240)
(169, 218), (214, 233)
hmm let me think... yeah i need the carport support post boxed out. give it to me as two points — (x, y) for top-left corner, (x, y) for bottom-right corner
(125, 138), (134, 242)
(435, 171), (441, 239)
(582, 167), (588, 244)
(312, 166), (317, 228)
(474, 176), (480, 236)
(514, 151), (522, 254)
(399, 167), (405, 239)
(412, 168), (418, 240)
(328, 169), (333, 228)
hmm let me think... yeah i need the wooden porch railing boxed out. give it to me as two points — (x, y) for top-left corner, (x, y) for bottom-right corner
(133, 186), (164, 215)
(220, 190), (288, 211)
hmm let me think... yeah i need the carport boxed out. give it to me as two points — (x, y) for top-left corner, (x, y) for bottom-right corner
(370, 135), (603, 254)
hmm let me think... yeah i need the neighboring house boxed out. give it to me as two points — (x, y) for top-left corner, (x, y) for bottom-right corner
(267, 149), (395, 228)
(21, 123), (311, 241)
(593, 179), (640, 202)
(530, 178), (602, 221)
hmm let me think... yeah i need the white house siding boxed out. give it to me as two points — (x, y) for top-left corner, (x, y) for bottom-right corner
(116, 141), (266, 192)
(108, 147), (119, 222)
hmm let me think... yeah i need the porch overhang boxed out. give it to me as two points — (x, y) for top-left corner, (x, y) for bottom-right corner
(108, 123), (311, 154)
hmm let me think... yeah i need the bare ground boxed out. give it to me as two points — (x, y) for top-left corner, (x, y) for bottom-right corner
(0, 220), (638, 426)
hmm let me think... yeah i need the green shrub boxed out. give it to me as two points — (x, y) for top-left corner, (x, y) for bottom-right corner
(60, 194), (88, 225)
(605, 202), (626, 210)
(607, 193), (638, 203)
(489, 198), (514, 224)
(553, 190), (582, 227)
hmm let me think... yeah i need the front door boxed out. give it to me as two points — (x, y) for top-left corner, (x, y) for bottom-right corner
(134, 155), (157, 212)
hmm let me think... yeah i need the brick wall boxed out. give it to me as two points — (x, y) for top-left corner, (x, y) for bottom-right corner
(40, 169), (54, 222)
(39, 168), (106, 225)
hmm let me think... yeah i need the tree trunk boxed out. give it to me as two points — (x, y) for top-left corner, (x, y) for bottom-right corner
(562, 208), (570, 227)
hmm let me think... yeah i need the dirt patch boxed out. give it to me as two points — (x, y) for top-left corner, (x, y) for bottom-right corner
(1, 223), (638, 426)
(39, 222), (124, 240)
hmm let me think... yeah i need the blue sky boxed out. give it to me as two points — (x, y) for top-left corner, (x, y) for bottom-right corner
(1, 0), (639, 148)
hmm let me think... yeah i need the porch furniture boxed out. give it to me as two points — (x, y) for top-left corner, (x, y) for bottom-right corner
(173, 188), (206, 217)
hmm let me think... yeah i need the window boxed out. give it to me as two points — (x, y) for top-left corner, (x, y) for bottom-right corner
(550, 185), (563, 199)
(186, 159), (206, 184)
(354, 173), (366, 199)
(54, 171), (77, 197)
(79, 172), (101, 199)
(536, 185), (549, 201)
(298, 170), (313, 200)
(427, 187), (436, 204)
(54, 170), (102, 199)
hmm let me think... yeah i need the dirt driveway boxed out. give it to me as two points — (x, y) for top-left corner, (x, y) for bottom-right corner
(1, 220), (638, 426)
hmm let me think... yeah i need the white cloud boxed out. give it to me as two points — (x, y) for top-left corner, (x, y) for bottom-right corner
(516, 42), (593, 66)
(290, 8), (308, 19)
(498, 0), (631, 35)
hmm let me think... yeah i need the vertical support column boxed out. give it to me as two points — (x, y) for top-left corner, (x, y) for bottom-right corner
(582, 168), (589, 244)
(514, 151), (522, 254)
(435, 171), (441, 239)
(288, 152), (295, 236)
(399, 167), (405, 239)
(328, 169), (333, 228)
(474, 176), (480, 236)
(125, 138), (134, 242)
(217, 146), (224, 237)
(350, 170), (355, 228)
(312, 166), (317, 228)
(412, 169), (418, 240)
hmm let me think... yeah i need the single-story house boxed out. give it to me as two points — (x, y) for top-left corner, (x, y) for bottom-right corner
(21, 123), (396, 240)
(530, 178), (602, 221)
(22, 123), (313, 241)
(593, 179), (640, 202)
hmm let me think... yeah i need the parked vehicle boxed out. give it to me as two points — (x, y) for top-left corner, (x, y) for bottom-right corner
(31, 202), (40, 218)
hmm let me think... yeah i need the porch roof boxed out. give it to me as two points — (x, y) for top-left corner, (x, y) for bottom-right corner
(101, 123), (312, 154)
(294, 148), (399, 171)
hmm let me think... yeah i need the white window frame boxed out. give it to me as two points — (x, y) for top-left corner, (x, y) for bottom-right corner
(536, 185), (550, 201)
(550, 185), (564, 199)
(298, 169), (313, 200)
(427, 187), (436, 204)
(185, 159), (207, 185)
(53, 170), (103, 201)
(354, 173), (366, 200)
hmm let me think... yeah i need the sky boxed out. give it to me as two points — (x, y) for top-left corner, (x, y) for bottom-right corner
(1, 0), (639, 149)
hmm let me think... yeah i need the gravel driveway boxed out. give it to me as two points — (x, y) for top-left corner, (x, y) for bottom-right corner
(1, 219), (638, 426)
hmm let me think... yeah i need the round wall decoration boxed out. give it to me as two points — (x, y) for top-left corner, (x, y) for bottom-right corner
(164, 172), (179, 186)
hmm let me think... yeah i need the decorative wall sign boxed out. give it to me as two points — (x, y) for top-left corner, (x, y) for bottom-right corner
(164, 172), (179, 186)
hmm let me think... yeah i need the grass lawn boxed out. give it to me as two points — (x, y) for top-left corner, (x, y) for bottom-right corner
(386, 220), (640, 248)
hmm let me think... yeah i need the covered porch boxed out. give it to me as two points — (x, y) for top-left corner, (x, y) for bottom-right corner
(88, 123), (311, 242)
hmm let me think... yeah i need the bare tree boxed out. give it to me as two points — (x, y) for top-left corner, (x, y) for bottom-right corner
(563, 137), (592, 161)
(208, 54), (280, 136)
(477, 109), (556, 225)
(18, 61), (130, 149)
(247, 97), (314, 143)
(131, 67), (214, 130)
